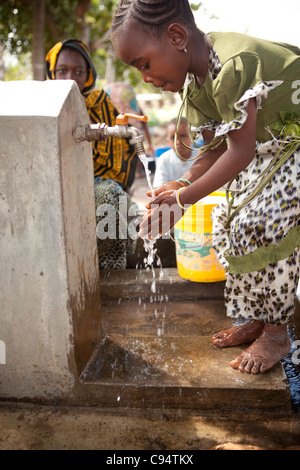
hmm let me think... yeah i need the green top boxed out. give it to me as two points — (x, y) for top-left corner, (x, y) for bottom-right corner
(184, 32), (300, 142)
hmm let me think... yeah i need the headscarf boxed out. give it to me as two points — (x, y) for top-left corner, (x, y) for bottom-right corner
(46, 40), (137, 187)
(45, 39), (97, 94)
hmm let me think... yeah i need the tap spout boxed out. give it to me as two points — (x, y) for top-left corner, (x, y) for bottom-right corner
(73, 113), (148, 157)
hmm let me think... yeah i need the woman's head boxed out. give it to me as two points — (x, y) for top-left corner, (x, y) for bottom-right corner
(46, 39), (97, 94)
(111, 0), (198, 93)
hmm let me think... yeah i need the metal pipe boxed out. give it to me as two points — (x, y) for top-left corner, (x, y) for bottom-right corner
(73, 113), (148, 157)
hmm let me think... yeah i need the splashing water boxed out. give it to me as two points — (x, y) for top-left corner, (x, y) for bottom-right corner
(143, 236), (161, 294)
(138, 154), (163, 315)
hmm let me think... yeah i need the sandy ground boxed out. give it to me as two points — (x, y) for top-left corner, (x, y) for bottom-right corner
(0, 402), (299, 451)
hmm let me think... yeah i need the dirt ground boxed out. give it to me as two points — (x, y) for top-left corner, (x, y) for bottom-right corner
(0, 402), (299, 451)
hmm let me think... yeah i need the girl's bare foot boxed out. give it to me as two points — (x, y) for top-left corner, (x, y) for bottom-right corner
(230, 323), (291, 374)
(212, 320), (265, 348)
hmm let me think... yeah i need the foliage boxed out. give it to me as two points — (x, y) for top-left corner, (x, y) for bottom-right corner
(270, 112), (300, 138)
(0, 0), (202, 87)
(0, 0), (116, 55)
(0, 0), (33, 56)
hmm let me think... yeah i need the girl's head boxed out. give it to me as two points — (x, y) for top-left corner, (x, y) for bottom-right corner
(111, 0), (196, 34)
(46, 39), (97, 94)
(111, 0), (198, 93)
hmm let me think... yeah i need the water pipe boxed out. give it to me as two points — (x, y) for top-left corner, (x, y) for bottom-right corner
(73, 113), (148, 157)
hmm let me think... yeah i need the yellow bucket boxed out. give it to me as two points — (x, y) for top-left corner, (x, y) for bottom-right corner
(174, 191), (226, 282)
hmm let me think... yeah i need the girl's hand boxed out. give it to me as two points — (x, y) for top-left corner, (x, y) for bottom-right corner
(140, 183), (185, 239)
(145, 180), (184, 201)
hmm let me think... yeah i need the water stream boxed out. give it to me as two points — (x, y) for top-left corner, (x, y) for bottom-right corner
(137, 154), (164, 299)
(138, 153), (154, 198)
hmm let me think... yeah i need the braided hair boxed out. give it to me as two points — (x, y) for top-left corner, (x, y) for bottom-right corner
(111, 0), (196, 36)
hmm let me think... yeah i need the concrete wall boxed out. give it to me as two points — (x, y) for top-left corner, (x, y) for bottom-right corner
(0, 80), (102, 401)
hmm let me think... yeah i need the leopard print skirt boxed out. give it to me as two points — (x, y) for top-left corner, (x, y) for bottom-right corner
(95, 179), (138, 270)
(212, 140), (300, 325)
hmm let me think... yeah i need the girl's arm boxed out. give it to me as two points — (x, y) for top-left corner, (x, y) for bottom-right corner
(140, 98), (257, 238)
(178, 129), (228, 184)
(146, 129), (227, 198)
(178, 98), (257, 206)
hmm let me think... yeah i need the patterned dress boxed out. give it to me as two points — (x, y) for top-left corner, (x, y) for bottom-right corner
(85, 90), (138, 270)
(181, 32), (300, 325)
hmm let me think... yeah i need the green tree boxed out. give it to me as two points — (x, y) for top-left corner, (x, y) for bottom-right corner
(0, 0), (202, 86)
(0, 0), (119, 80)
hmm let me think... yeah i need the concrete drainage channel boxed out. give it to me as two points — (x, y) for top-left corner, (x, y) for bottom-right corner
(78, 268), (294, 415)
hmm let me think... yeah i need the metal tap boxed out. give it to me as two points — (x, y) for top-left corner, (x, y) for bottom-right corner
(73, 113), (148, 157)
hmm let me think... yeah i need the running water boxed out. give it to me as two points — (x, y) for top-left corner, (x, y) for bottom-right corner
(138, 153), (155, 197)
(138, 154), (163, 298)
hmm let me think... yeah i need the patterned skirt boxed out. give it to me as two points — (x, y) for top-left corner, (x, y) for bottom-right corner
(212, 140), (300, 325)
(95, 179), (138, 270)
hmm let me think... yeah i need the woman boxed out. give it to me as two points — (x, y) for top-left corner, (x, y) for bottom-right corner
(46, 39), (138, 270)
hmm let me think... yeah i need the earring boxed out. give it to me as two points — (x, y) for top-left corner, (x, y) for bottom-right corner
(183, 47), (188, 54)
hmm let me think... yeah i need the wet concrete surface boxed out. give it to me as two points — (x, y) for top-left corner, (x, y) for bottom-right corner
(1, 270), (298, 450)
(83, 290), (291, 413)
(1, 175), (299, 449)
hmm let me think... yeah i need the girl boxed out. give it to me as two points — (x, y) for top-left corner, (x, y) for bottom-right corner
(110, 0), (300, 375)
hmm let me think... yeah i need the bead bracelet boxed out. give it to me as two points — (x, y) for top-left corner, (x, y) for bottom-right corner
(176, 178), (191, 186)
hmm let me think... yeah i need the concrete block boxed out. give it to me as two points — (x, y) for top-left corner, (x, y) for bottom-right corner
(81, 299), (291, 413)
(0, 80), (102, 401)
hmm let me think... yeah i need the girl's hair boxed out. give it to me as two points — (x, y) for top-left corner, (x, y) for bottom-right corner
(111, 0), (196, 36)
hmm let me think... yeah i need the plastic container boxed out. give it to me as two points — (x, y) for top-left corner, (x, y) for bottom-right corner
(174, 192), (226, 282)
(155, 147), (171, 158)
